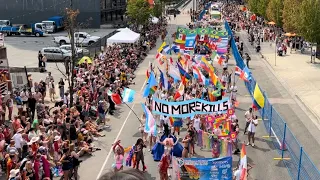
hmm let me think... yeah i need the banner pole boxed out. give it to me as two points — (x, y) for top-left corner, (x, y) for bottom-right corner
(297, 147), (303, 180)
(269, 105), (272, 137)
(281, 123), (287, 159)
(124, 102), (142, 124)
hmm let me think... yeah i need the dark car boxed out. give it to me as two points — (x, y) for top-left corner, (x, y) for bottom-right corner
(167, 9), (181, 15)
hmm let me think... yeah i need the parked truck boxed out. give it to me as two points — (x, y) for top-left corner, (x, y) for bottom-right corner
(42, 16), (64, 33)
(0, 20), (11, 27)
(53, 32), (100, 46)
(0, 23), (45, 37)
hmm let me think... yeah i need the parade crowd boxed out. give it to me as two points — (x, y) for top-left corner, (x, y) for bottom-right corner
(0, 19), (167, 180)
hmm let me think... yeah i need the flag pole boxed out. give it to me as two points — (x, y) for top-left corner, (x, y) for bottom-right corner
(123, 102), (142, 124)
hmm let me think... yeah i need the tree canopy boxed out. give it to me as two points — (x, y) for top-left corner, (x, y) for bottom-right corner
(245, 0), (320, 43)
(282, 0), (301, 32)
(298, 0), (320, 44)
(126, 0), (152, 26)
(266, 0), (283, 26)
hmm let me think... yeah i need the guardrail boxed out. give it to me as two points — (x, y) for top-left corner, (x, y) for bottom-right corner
(225, 21), (320, 180)
(86, 30), (118, 57)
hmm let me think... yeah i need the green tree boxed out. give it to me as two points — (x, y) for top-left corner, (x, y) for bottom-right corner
(126, 0), (152, 26)
(247, 0), (258, 14)
(282, 0), (301, 32)
(152, 2), (163, 18)
(298, 0), (320, 44)
(257, 0), (269, 17)
(266, 0), (283, 26)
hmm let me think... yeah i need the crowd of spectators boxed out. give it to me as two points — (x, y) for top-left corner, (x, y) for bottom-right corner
(0, 18), (167, 180)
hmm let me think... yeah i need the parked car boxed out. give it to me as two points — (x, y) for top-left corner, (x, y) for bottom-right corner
(59, 45), (89, 56)
(41, 47), (71, 61)
(167, 9), (181, 15)
(53, 32), (100, 46)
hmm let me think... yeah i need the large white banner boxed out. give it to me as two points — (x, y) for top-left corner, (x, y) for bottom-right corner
(152, 97), (231, 118)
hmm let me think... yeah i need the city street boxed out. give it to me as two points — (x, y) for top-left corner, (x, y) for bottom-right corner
(2, 1), (316, 180)
(73, 2), (289, 180)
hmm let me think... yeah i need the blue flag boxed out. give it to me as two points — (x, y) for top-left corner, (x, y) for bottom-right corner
(143, 72), (157, 97)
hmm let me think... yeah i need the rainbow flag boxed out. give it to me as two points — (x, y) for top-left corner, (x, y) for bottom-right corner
(200, 56), (218, 85)
(239, 144), (248, 180)
(169, 117), (174, 126)
(208, 90), (216, 101)
(150, 86), (157, 95)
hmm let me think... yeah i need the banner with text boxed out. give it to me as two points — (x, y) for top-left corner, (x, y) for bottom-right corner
(171, 156), (233, 180)
(152, 97), (231, 118)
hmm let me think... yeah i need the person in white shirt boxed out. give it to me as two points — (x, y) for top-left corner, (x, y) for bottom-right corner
(12, 128), (24, 156)
(193, 115), (201, 131)
(244, 108), (253, 134)
(159, 115), (169, 133)
(64, 92), (70, 107)
(247, 115), (258, 147)
(20, 89), (29, 109)
(48, 79), (55, 102)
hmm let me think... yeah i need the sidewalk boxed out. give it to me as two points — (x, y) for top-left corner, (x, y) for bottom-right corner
(260, 41), (320, 124)
(238, 30), (320, 169)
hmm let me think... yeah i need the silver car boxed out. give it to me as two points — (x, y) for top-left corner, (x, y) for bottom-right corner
(59, 45), (89, 56)
(41, 47), (71, 61)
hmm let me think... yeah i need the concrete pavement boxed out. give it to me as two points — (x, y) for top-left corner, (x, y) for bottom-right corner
(238, 30), (320, 170)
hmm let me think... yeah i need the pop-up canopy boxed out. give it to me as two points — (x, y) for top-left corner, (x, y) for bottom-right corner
(107, 28), (140, 44)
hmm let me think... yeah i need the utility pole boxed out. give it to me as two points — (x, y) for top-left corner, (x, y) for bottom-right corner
(193, 0), (195, 22)
(69, 0), (76, 107)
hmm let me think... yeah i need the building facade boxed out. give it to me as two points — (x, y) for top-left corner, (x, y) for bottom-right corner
(0, 0), (126, 28)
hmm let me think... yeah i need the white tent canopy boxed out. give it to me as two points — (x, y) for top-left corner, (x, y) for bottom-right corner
(107, 28), (140, 44)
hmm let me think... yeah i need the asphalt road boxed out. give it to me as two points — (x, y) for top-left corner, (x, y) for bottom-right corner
(2, 1), (293, 179)
(75, 4), (290, 180)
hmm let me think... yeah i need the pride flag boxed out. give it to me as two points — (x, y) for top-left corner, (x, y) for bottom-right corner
(142, 104), (157, 136)
(169, 117), (174, 126)
(143, 72), (158, 97)
(177, 62), (192, 80)
(200, 57), (218, 86)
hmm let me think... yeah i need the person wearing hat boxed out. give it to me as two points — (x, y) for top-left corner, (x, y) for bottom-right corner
(6, 139), (18, 156)
(8, 168), (20, 180)
(28, 136), (40, 155)
(53, 136), (61, 162)
(6, 152), (17, 180)
(12, 128), (24, 158)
